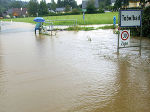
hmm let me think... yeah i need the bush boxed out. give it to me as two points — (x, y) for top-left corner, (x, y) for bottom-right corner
(72, 8), (81, 15)
(125, 6), (150, 37)
(142, 6), (150, 38)
(99, 8), (104, 13)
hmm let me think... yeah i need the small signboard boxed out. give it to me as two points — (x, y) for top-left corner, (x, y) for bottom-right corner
(119, 30), (130, 47)
(120, 10), (142, 27)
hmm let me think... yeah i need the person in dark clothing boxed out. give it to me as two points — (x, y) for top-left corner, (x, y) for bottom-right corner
(35, 22), (43, 34)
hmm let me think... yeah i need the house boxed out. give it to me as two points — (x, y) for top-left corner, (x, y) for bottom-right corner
(128, 0), (140, 8)
(127, 0), (150, 8)
(3, 8), (28, 17)
(82, 0), (99, 9)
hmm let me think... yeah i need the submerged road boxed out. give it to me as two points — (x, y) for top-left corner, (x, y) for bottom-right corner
(0, 22), (150, 112)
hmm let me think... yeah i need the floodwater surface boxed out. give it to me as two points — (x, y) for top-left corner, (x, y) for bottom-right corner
(0, 22), (150, 112)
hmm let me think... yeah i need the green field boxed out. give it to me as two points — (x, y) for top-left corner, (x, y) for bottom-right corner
(2, 12), (118, 25)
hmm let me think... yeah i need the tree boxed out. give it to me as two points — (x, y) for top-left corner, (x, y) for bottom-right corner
(10, 1), (22, 8)
(39, 0), (48, 16)
(50, 0), (56, 11)
(57, 0), (63, 7)
(65, 5), (71, 12)
(114, 0), (129, 9)
(99, 0), (111, 9)
(105, 0), (111, 6)
(0, 0), (11, 16)
(99, 1), (105, 9)
(63, 0), (77, 8)
(27, 0), (39, 16)
(114, 0), (121, 10)
(142, 6), (150, 37)
(69, 0), (77, 8)
(9, 1), (28, 8)
(86, 0), (96, 13)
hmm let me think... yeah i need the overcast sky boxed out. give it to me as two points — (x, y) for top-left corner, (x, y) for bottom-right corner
(23, 0), (82, 5)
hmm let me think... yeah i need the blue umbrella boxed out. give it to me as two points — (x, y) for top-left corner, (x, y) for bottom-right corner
(33, 17), (45, 22)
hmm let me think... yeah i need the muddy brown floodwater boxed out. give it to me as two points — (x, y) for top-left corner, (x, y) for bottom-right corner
(0, 22), (150, 112)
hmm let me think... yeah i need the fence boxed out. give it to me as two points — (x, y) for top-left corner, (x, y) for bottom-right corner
(45, 19), (77, 29)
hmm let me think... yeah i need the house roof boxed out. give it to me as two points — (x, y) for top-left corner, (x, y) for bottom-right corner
(56, 8), (65, 12)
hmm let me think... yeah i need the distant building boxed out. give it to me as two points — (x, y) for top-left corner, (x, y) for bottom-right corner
(127, 0), (150, 8)
(128, 0), (140, 8)
(3, 8), (28, 17)
(82, 0), (99, 9)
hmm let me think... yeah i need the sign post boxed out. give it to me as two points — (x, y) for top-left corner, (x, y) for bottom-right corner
(83, 12), (85, 24)
(82, 9), (86, 24)
(117, 9), (142, 54)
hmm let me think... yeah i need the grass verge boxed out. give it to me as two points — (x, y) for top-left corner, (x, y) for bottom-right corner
(66, 26), (95, 31)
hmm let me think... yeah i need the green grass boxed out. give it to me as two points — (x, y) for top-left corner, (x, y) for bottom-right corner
(2, 12), (118, 25)
(96, 25), (117, 29)
(66, 26), (95, 31)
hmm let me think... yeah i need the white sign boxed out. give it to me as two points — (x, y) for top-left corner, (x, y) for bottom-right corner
(119, 30), (130, 47)
(120, 10), (141, 27)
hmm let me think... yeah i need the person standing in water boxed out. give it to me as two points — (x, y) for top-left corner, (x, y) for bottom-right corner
(35, 22), (43, 34)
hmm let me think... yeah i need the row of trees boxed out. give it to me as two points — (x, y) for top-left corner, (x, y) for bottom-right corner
(47, 0), (78, 12)
(28, 0), (48, 16)
(27, 0), (78, 16)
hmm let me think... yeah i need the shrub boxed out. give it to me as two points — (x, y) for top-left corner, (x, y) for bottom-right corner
(98, 8), (104, 13)
(72, 8), (81, 15)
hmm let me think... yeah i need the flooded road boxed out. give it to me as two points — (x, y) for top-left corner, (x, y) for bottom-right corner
(0, 22), (150, 112)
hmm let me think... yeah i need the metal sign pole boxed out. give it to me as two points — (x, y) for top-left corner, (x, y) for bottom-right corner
(117, 10), (120, 53)
(140, 16), (142, 55)
(83, 12), (85, 24)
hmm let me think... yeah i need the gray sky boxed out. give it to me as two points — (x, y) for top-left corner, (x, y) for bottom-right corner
(23, 0), (82, 5)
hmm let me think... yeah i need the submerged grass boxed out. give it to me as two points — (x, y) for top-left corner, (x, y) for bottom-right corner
(66, 26), (95, 31)
(2, 12), (118, 25)
(65, 25), (117, 31)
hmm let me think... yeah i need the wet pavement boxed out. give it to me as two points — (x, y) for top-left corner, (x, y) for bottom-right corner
(0, 22), (150, 112)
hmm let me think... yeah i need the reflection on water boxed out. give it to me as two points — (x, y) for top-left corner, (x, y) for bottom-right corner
(0, 22), (150, 112)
